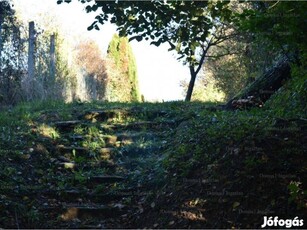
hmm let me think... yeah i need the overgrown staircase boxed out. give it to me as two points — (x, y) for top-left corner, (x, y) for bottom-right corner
(31, 107), (178, 228)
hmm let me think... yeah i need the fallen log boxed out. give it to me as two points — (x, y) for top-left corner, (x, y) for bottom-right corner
(225, 58), (291, 110)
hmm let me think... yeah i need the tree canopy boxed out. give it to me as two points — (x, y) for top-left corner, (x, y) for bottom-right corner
(235, 1), (307, 64)
(57, 0), (234, 101)
(56, 0), (306, 101)
(57, 0), (231, 65)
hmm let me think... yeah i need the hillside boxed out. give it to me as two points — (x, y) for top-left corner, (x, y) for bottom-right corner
(1, 1), (306, 228)
(0, 97), (305, 228)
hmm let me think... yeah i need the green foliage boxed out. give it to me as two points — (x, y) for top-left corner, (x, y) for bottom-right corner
(265, 64), (307, 117)
(0, 98), (305, 227)
(235, 1), (307, 62)
(74, 171), (87, 184)
(53, 33), (78, 100)
(127, 47), (140, 101)
(0, 1), (25, 105)
(108, 34), (121, 67)
(0, 2), (80, 105)
(287, 181), (305, 208)
(58, 1), (232, 66)
(106, 34), (141, 102)
(206, 34), (280, 101)
(164, 109), (273, 177)
(57, 0), (235, 101)
(181, 74), (226, 102)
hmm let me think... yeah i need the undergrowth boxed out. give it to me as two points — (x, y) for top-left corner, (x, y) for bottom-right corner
(0, 82), (305, 228)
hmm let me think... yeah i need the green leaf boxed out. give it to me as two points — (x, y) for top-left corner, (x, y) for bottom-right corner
(150, 41), (161, 47)
(232, 201), (240, 209)
(94, 24), (100, 30)
(92, 4), (98, 11)
(85, 5), (92, 13)
(87, 22), (96, 31)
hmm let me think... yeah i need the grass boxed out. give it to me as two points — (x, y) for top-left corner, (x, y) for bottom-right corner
(0, 95), (305, 228)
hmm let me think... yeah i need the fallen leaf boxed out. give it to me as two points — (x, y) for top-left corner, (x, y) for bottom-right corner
(232, 202), (240, 209)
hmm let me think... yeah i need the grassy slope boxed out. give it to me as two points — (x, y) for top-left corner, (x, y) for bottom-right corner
(0, 92), (305, 228)
(139, 68), (306, 229)
(0, 100), (216, 228)
(142, 108), (306, 228)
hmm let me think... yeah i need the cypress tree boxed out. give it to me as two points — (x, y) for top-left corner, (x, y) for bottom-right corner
(107, 34), (140, 102)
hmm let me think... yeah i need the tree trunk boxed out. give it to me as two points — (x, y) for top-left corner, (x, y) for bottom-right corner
(0, 14), (4, 104)
(225, 58), (291, 109)
(0, 13), (3, 66)
(50, 34), (56, 80)
(28, 21), (36, 81)
(185, 66), (197, 102)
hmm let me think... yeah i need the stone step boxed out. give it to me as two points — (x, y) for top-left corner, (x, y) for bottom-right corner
(56, 145), (116, 158)
(53, 157), (117, 171)
(101, 120), (177, 132)
(78, 108), (171, 122)
(102, 132), (158, 147)
(79, 109), (130, 122)
(27, 187), (134, 202)
(88, 175), (125, 184)
(56, 145), (88, 154)
(99, 147), (116, 160)
(58, 189), (132, 201)
(54, 120), (82, 132)
(68, 134), (84, 141)
(117, 132), (157, 142)
(59, 204), (127, 221)
(89, 191), (135, 202)
(64, 131), (158, 144)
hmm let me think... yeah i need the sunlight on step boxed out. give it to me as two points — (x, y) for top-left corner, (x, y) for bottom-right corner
(61, 207), (79, 221)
